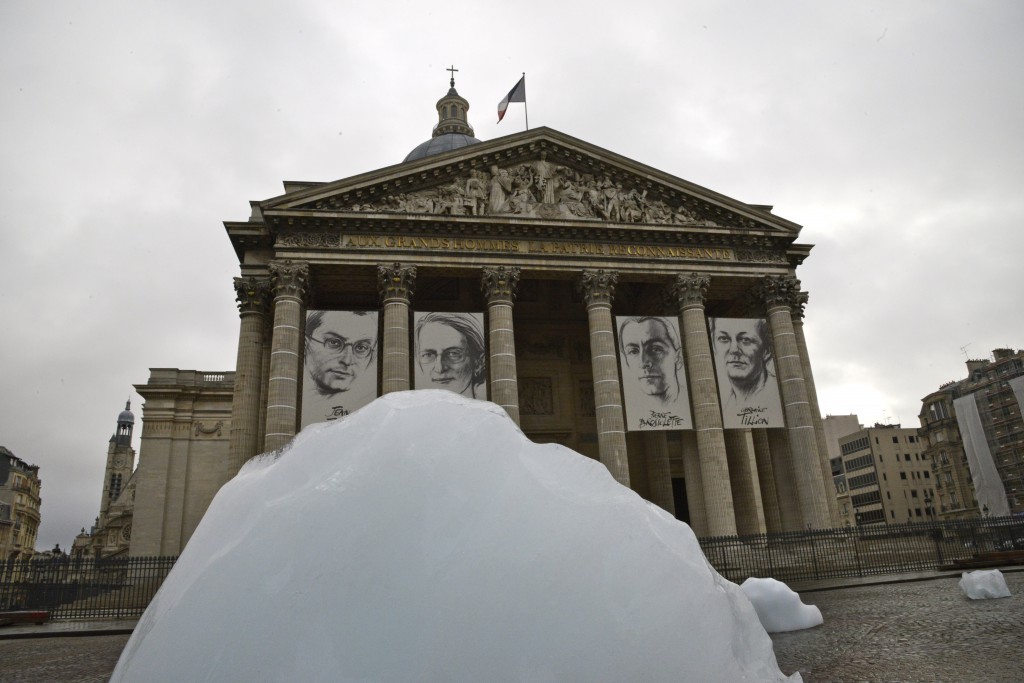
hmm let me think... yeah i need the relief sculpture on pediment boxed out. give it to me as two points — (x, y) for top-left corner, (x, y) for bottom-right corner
(347, 158), (722, 227)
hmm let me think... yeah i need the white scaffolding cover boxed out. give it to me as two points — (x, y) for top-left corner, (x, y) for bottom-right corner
(953, 393), (1010, 516)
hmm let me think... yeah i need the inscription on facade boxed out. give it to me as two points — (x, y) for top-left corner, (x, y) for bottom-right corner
(335, 234), (734, 261)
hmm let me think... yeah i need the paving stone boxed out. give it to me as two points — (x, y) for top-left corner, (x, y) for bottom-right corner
(0, 573), (1019, 681)
(772, 572), (1024, 682)
(0, 634), (129, 683)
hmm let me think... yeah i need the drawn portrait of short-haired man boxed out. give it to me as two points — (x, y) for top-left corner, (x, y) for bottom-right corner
(414, 312), (487, 399)
(709, 317), (784, 428)
(301, 310), (379, 427)
(616, 315), (692, 431)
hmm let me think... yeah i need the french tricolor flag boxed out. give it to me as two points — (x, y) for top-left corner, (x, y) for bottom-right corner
(497, 75), (526, 123)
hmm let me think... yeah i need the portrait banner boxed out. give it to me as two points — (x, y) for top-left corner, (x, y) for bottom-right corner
(616, 315), (693, 431)
(709, 317), (785, 428)
(414, 311), (488, 400)
(301, 310), (379, 427)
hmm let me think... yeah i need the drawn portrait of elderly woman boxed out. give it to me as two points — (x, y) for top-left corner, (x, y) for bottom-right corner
(414, 312), (488, 399)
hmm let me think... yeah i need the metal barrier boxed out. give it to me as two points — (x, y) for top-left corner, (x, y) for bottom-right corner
(0, 556), (177, 620)
(699, 515), (1024, 585)
(2, 518), (1021, 621)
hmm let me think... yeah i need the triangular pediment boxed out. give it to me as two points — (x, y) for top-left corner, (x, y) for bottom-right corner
(258, 128), (800, 236)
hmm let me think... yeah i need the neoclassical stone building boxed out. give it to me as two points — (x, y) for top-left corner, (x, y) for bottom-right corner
(129, 81), (838, 555)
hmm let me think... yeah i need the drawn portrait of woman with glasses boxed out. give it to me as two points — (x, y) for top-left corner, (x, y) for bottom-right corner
(301, 310), (379, 427)
(413, 312), (487, 399)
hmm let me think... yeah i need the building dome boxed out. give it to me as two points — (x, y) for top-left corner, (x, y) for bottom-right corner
(118, 400), (135, 425)
(404, 133), (481, 162)
(403, 71), (481, 163)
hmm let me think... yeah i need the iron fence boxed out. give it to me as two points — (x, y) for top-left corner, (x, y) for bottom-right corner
(699, 515), (1024, 585)
(0, 555), (177, 620)
(1, 518), (1021, 621)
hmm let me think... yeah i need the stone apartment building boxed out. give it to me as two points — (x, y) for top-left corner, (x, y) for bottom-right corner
(830, 424), (934, 527)
(0, 446), (42, 561)
(918, 348), (1024, 520)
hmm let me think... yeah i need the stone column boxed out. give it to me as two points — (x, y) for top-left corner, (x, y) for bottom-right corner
(724, 430), (766, 536)
(756, 275), (830, 529)
(767, 429), (803, 531)
(482, 266), (521, 424)
(263, 260), (308, 452)
(751, 429), (783, 533)
(578, 270), (629, 487)
(257, 317), (272, 450)
(228, 275), (271, 474)
(792, 289), (842, 528)
(681, 431), (708, 536)
(378, 262), (416, 394)
(644, 432), (675, 515)
(671, 273), (737, 537)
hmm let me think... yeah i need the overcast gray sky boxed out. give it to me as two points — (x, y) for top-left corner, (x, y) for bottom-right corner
(2, 1), (1022, 551)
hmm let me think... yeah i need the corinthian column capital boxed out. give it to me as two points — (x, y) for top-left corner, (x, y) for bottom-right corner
(578, 269), (617, 308)
(756, 274), (802, 309)
(793, 289), (810, 319)
(377, 262), (416, 302)
(481, 266), (521, 304)
(268, 260), (309, 299)
(671, 273), (710, 308)
(232, 276), (272, 315)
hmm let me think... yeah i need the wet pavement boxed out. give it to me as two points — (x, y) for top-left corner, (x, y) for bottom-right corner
(0, 571), (1020, 682)
(771, 571), (1024, 682)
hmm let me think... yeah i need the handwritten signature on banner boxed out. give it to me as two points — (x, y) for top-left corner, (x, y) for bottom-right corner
(639, 410), (686, 429)
(328, 406), (350, 420)
(736, 406), (769, 426)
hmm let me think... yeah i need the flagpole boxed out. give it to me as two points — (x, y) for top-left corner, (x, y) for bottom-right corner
(522, 72), (528, 131)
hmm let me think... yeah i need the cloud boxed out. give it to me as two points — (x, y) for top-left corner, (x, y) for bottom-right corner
(2, 0), (1022, 549)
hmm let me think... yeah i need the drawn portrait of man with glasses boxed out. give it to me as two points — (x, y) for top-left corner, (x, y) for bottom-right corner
(616, 315), (692, 431)
(413, 312), (487, 399)
(301, 310), (379, 427)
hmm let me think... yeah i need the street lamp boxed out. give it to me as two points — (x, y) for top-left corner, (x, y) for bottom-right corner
(982, 504), (990, 517)
(923, 492), (933, 518)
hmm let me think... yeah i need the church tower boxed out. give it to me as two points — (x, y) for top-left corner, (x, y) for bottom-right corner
(100, 400), (136, 520)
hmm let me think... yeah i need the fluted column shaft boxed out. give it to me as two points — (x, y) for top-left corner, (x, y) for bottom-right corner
(791, 291), (841, 527)
(264, 261), (308, 452)
(757, 275), (830, 529)
(378, 263), (416, 395)
(767, 429), (803, 531)
(672, 273), (736, 536)
(482, 267), (521, 424)
(644, 432), (675, 514)
(751, 429), (783, 533)
(725, 429), (766, 535)
(681, 431), (708, 536)
(579, 270), (629, 486)
(229, 275), (271, 473)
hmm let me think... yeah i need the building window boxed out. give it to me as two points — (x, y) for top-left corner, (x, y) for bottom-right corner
(900, 472), (907, 480)
(893, 436), (899, 444)
(841, 436), (871, 455)
(848, 472), (879, 490)
(845, 454), (874, 472)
